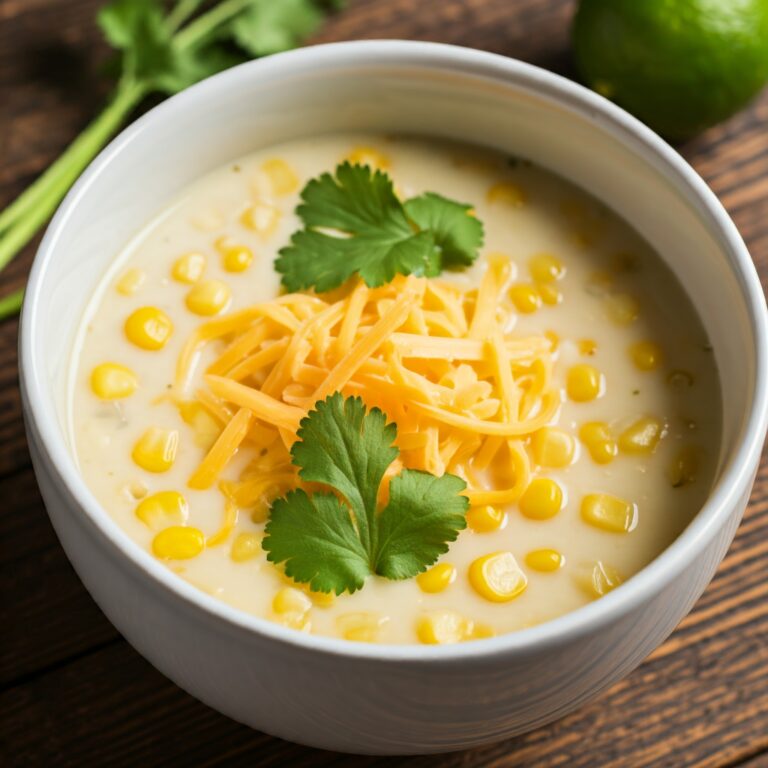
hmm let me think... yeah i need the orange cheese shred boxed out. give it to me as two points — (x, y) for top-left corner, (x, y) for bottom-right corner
(206, 500), (239, 547)
(205, 376), (304, 431)
(188, 407), (253, 490)
(307, 291), (417, 405)
(174, 270), (560, 511)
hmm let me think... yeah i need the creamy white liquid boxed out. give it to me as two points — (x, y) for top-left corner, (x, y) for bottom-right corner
(70, 135), (720, 643)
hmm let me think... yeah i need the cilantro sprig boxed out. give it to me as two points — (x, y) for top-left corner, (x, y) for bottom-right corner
(0, 0), (341, 320)
(275, 163), (484, 292)
(263, 394), (469, 594)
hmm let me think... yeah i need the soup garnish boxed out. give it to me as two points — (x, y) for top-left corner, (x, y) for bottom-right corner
(276, 162), (484, 291)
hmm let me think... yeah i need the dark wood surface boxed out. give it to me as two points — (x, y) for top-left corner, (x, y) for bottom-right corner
(1, 1), (767, 765)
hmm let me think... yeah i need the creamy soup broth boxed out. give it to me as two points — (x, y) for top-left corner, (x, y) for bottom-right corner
(70, 135), (720, 644)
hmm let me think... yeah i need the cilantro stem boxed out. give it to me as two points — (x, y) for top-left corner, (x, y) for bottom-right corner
(0, 288), (24, 321)
(0, 80), (146, 273)
(174, 0), (255, 50)
(0, 0), (238, 248)
(166, 0), (206, 32)
(0, 0), (339, 322)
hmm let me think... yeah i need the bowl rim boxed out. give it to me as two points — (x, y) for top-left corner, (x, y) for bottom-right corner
(20, 39), (768, 663)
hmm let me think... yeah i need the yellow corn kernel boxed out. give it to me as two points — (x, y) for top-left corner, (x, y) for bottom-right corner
(668, 446), (699, 488)
(509, 283), (541, 313)
(576, 561), (623, 598)
(240, 201), (280, 238)
(668, 369), (695, 389)
(346, 146), (390, 170)
(579, 422), (618, 464)
(466, 504), (506, 533)
(213, 235), (234, 252)
(308, 589), (335, 608)
(467, 622), (496, 640)
(222, 244), (254, 273)
(603, 292), (640, 325)
(125, 481), (148, 500)
(537, 282), (562, 306)
(578, 338), (597, 356)
(171, 252), (206, 284)
(629, 340), (663, 371)
(337, 612), (387, 642)
(135, 491), (188, 531)
(178, 402), (221, 450)
(273, 586), (312, 615)
(529, 253), (564, 283)
(586, 270), (614, 295)
(115, 267), (146, 296)
(581, 493), (637, 533)
(417, 563), (456, 593)
(272, 587), (312, 630)
(416, 610), (472, 644)
(230, 532), (262, 562)
(525, 548), (565, 572)
(519, 478), (563, 520)
(277, 571), (335, 606)
(185, 280), (231, 316)
(619, 417), (665, 454)
(487, 181), (526, 207)
(530, 427), (576, 468)
(124, 306), (173, 350)
(152, 526), (205, 560)
(469, 551), (528, 603)
(566, 363), (603, 402)
(262, 158), (299, 195)
(132, 427), (179, 473)
(90, 362), (138, 400)
(544, 330), (560, 351)
(280, 613), (312, 631)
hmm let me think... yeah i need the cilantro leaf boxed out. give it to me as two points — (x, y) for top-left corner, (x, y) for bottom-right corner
(266, 490), (370, 593)
(275, 163), (437, 292)
(98, 0), (155, 49)
(404, 192), (484, 269)
(275, 163), (483, 292)
(231, 0), (325, 56)
(263, 394), (468, 594)
(291, 393), (397, 553)
(98, 0), (176, 85)
(98, 0), (245, 95)
(375, 470), (468, 579)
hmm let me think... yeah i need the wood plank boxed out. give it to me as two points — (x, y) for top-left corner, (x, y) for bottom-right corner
(0, 469), (117, 686)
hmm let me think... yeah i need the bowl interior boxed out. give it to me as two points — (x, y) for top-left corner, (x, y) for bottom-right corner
(23, 42), (763, 647)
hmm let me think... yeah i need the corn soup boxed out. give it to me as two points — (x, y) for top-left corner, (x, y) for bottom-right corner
(70, 136), (720, 644)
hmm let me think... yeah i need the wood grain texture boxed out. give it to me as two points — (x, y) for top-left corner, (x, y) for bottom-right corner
(0, 0), (766, 765)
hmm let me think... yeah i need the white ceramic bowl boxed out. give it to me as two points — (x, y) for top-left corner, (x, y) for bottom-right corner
(20, 41), (768, 754)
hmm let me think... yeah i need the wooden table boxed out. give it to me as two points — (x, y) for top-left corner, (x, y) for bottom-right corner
(1, 1), (766, 765)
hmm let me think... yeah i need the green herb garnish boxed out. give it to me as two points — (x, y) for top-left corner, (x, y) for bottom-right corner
(0, 0), (341, 320)
(263, 394), (468, 594)
(275, 162), (484, 293)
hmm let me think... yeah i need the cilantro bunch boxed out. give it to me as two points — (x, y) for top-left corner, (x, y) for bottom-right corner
(0, 0), (341, 320)
(264, 394), (469, 594)
(275, 162), (485, 292)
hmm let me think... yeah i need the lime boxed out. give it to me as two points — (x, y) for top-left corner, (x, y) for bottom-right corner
(572, 0), (768, 140)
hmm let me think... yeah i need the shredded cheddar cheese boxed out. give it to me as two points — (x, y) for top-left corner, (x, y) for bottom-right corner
(173, 265), (560, 512)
